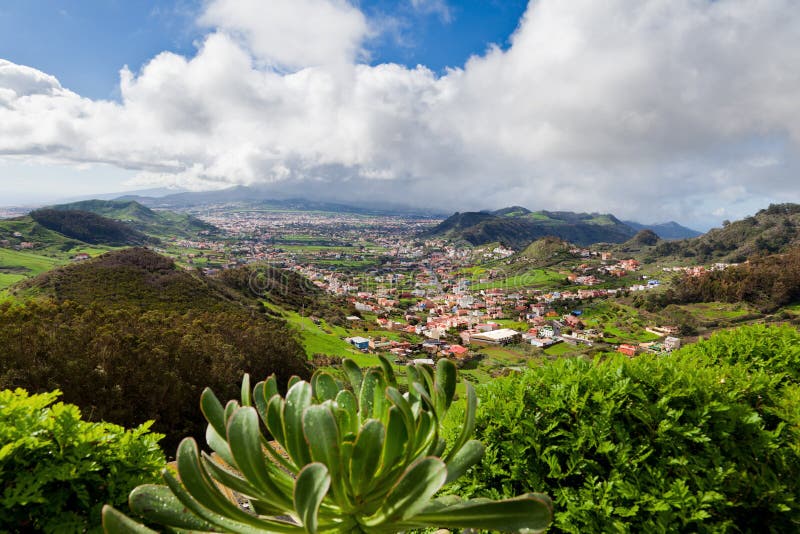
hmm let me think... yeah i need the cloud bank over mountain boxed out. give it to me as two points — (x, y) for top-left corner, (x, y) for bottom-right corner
(1, 0), (799, 227)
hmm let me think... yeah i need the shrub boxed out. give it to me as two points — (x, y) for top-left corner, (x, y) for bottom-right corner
(676, 324), (800, 383)
(0, 389), (165, 533)
(447, 334), (800, 532)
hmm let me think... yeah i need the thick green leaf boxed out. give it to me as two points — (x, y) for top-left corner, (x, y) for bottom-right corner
(366, 457), (447, 526)
(102, 505), (159, 533)
(200, 453), (287, 514)
(335, 390), (358, 435)
(288, 375), (302, 389)
(416, 364), (436, 396)
(284, 381), (313, 468)
(264, 374), (279, 399)
(359, 370), (381, 423)
(405, 366), (421, 402)
(445, 381), (477, 462)
(200, 388), (227, 440)
(429, 436), (447, 458)
(224, 400), (239, 426)
(412, 382), (436, 416)
(334, 407), (353, 440)
(227, 407), (294, 509)
(349, 419), (386, 497)
(435, 359), (457, 411)
(162, 466), (302, 534)
(385, 387), (415, 446)
(176, 438), (266, 525)
(402, 493), (553, 532)
(253, 382), (269, 425)
(444, 439), (484, 484)
(294, 463), (331, 534)
(303, 404), (349, 508)
(128, 484), (216, 530)
(266, 395), (286, 446)
(412, 411), (437, 459)
(377, 407), (408, 479)
(342, 359), (363, 392)
(312, 371), (340, 402)
(205, 424), (236, 467)
(377, 355), (398, 389)
(240, 374), (252, 407)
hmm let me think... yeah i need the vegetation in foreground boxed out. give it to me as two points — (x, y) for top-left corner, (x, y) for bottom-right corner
(448, 324), (800, 533)
(103, 358), (553, 533)
(0, 389), (164, 533)
(0, 248), (309, 451)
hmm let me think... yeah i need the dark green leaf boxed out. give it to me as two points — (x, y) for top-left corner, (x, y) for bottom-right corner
(294, 463), (331, 534)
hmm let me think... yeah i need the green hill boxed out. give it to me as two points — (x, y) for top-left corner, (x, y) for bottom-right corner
(0, 213), (123, 289)
(0, 214), (87, 252)
(649, 203), (800, 262)
(215, 264), (349, 326)
(426, 208), (637, 248)
(518, 237), (573, 264)
(612, 229), (662, 254)
(15, 247), (245, 312)
(623, 220), (702, 240)
(49, 199), (217, 239)
(1, 247), (308, 450)
(30, 208), (154, 246)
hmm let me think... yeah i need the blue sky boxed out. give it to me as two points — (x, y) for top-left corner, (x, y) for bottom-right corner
(1, 0), (799, 229)
(0, 0), (527, 100)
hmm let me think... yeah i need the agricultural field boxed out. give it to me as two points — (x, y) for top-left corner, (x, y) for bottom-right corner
(470, 268), (566, 290)
(0, 248), (63, 290)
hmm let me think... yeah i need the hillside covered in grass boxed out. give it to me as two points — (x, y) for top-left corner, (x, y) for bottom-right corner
(30, 208), (155, 246)
(50, 199), (217, 239)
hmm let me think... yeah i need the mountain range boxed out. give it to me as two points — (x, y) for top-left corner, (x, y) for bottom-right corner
(425, 206), (700, 248)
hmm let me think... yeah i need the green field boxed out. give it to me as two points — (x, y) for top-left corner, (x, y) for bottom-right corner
(0, 249), (63, 289)
(579, 300), (661, 343)
(471, 268), (566, 290)
(543, 342), (578, 356)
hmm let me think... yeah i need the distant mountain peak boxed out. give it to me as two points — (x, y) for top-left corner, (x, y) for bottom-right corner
(623, 220), (702, 240)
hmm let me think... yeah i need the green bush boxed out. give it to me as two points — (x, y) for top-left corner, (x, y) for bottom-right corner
(676, 324), (800, 383)
(447, 327), (800, 532)
(0, 389), (165, 533)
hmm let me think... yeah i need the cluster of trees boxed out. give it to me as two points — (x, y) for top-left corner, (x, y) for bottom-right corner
(0, 299), (309, 452)
(17, 247), (255, 313)
(445, 324), (800, 532)
(217, 264), (349, 325)
(650, 203), (799, 262)
(29, 209), (156, 246)
(642, 246), (800, 312)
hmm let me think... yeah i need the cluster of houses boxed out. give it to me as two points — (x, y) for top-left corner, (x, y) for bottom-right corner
(345, 334), (473, 365)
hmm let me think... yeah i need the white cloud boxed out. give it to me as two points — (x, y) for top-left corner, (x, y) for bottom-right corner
(198, 0), (369, 69)
(410, 0), (452, 23)
(1, 0), (800, 228)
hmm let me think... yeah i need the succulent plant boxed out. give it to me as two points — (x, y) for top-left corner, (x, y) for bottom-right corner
(102, 356), (552, 533)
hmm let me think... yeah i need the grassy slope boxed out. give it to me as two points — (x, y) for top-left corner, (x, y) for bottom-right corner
(0, 248), (64, 290)
(50, 200), (215, 239)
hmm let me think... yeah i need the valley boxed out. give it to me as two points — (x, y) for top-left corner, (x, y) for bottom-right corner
(3, 198), (796, 389)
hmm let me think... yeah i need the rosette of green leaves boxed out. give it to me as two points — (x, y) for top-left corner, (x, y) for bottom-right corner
(102, 356), (552, 533)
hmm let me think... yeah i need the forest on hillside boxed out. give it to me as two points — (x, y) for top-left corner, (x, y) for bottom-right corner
(642, 246), (800, 312)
